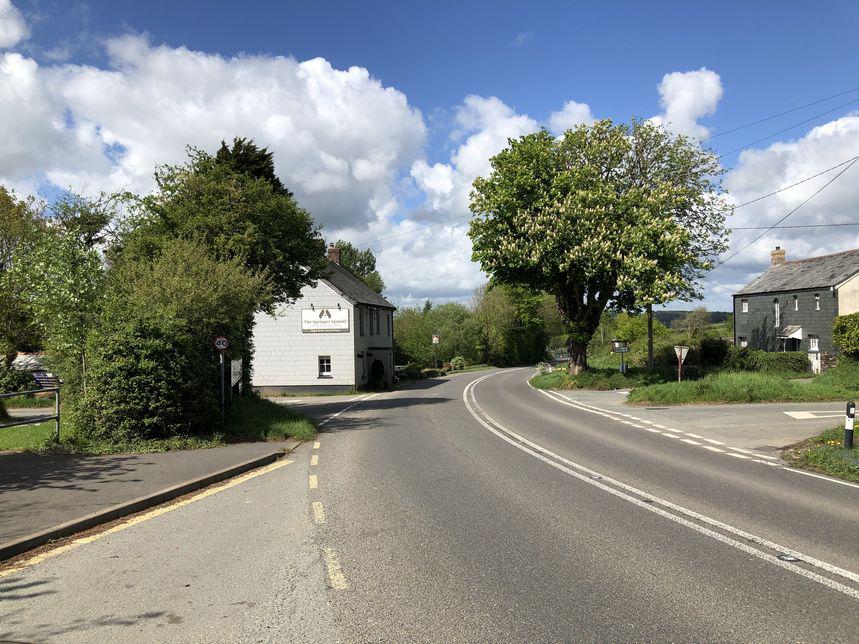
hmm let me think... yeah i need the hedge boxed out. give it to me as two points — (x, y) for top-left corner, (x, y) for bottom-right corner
(0, 365), (36, 394)
(725, 347), (809, 373)
(833, 312), (859, 356)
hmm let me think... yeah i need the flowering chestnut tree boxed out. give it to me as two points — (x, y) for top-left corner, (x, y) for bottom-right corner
(468, 119), (729, 374)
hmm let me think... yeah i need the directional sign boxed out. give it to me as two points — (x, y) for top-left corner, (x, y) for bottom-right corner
(674, 345), (689, 363)
(432, 334), (439, 345)
(614, 347), (630, 354)
(214, 336), (229, 352)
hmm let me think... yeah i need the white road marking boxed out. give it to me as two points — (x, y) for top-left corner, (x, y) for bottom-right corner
(681, 438), (702, 446)
(313, 441), (321, 449)
(784, 467), (859, 489)
(311, 454), (319, 466)
(704, 438), (725, 446)
(309, 474), (318, 489)
(784, 411), (843, 420)
(312, 501), (326, 524)
(323, 548), (349, 590)
(467, 374), (859, 600)
(318, 393), (380, 427)
(702, 446), (725, 453)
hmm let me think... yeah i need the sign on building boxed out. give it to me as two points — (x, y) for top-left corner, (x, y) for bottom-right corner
(301, 308), (350, 332)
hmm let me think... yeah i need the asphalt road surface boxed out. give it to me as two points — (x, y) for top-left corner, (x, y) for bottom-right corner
(2, 368), (858, 642)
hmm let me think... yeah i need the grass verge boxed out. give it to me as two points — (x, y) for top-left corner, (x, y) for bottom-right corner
(0, 394), (316, 454)
(530, 367), (669, 391)
(628, 370), (858, 405)
(2, 394), (55, 408)
(782, 427), (859, 482)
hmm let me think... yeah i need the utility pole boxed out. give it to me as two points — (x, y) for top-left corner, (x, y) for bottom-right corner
(646, 303), (654, 371)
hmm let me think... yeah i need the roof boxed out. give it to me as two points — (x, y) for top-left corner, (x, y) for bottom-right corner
(736, 248), (859, 295)
(321, 261), (394, 309)
(778, 325), (802, 339)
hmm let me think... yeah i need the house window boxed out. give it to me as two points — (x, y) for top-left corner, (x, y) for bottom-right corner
(318, 356), (332, 378)
(815, 293), (820, 311)
(794, 295), (798, 311)
(359, 306), (364, 336)
(741, 299), (748, 313)
(808, 335), (819, 351)
(773, 299), (780, 327)
(386, 312), (391, 337)
(738, 336), (748, 348)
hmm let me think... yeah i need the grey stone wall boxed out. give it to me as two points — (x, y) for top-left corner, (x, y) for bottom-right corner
(733, 288), (838, 353)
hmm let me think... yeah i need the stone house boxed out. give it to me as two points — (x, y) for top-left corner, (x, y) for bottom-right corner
(733, 246), (859, 373)
(252, 244), (395, 394)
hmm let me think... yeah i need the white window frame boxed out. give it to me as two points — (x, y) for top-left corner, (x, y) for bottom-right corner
(794, 295), (798, 311)
(773, 299), (780, 327)
(808, 335), (819, 351)
(741, 299), (748, 313)
(815, 293), (820, 311)
(318, 355), (332, 378)
(738, 336), (748, 348)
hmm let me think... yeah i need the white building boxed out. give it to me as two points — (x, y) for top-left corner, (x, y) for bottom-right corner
(252, 245), (396, 394)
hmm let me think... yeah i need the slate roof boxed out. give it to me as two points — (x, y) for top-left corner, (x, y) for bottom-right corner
(736, 248), (859, 295)
(322, 261), (395, 309)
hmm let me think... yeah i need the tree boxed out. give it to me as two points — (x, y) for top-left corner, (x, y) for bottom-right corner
(50, 192), (122, 249)
(215, 137), (292, 197)
(334, 240), (386, 294)
(469, 120), (729, 374)
(671, 307), (711, 343)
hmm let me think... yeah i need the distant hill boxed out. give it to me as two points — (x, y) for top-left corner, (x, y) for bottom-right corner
(654, 310), (731, 326)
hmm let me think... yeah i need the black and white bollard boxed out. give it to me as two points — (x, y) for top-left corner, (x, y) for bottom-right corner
(844, 401), (855, 450)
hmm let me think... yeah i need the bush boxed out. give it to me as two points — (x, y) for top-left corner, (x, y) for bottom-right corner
(78, 319), (220, 443)
(421, 368), (447, 378)
(0, 365), (35, 394)
(402, 362), (424, 380)
(450, 356), (466, 371)
(833, 312), (859, 356)
(536, 361), (552, 375)
(724, 347), (809, 373)
(698, 336), (729, 367)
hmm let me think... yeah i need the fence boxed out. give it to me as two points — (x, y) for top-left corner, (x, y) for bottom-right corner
(0, 387), (61, 441)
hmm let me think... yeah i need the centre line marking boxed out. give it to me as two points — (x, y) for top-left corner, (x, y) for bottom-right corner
(468, 373), (859, 600)
(323, 548), (349, 590)
(309, 474), (318, 489)
(311, 454), (319, 466)
(313, 441), (321, 449)
(312, 501), (326, 524)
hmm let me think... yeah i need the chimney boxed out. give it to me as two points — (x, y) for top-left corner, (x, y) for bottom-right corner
(771, 246), (786, 266)
(327, 242), (341, 265)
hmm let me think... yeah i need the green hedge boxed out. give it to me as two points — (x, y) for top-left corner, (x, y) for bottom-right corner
(724, 347), (809, 373)
(0, 366), (36, 394)
(833, 312), (859, 356)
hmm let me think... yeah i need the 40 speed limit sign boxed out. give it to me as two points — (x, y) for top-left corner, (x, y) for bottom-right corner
(213, 336), (229, 352)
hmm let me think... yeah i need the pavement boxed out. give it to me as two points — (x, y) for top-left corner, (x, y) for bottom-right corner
(564, 388), (848, 448)
(1, 370), (857, 641)
(0, 440), (297, 557)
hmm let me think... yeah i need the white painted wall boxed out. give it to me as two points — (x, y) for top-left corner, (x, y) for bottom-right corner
(252, 280), (356, 388)
(838, 272), (859, 315)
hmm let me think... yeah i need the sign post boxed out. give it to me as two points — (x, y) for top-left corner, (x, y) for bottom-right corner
(844, 401), (855, 449)
(610, 339), (630, 374)
(674, 345), (689, 382)
(214, 336), (229, 417)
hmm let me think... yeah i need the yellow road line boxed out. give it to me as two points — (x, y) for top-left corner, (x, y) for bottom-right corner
(313, 441), (321, 449)
(323, 548), (348, 589)
(312, 501), (326, 524)
(309, 474), (318, 489)
(1, 458), (294, 579)
(310, 454), (319, 466)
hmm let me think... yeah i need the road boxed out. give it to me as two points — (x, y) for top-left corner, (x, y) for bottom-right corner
(2, 368), (858, 642)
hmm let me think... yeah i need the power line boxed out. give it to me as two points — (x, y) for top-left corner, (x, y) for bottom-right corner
(717, 97), (859, 158)
(702, 86), (859, 142)
(733, 222), (859, 230)
(718, 157), (859, 266)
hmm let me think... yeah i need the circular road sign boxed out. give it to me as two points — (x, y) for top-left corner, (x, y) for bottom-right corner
(214, 336), (229, 351)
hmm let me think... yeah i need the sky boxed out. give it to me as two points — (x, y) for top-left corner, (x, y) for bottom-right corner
(2, 0), (859, 312)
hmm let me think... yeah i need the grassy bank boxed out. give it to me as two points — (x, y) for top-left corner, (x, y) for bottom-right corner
(530, 367), (670, 391)
(783, 427), (859, 482)
(3, 394), (58, 408)
(0, 394), (316, 454)
(628, 361), (859, 405)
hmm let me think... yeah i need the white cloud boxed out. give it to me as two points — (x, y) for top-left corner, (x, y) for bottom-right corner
(650, 67), (722, 138)
(0, 0), (28, 48)
(512, 32), (533, 47)
(0, 35), (426, 231)
(548, 100), (594, 135)
(703, 114), (859, 309)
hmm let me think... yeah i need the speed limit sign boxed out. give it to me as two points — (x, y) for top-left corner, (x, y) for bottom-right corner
(213, 336), (229, 352)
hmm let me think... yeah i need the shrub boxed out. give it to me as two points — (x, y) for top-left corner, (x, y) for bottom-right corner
(421, 368), (447, 378)
(724, 347), (809, 373)
(0, 365), (36, 394)
(833, 312), (859, 356)
(536, 361), (552, 375)
(402, 362), (424, 380)
(450, 356), (466, 371)
(698, 336), (729, 367)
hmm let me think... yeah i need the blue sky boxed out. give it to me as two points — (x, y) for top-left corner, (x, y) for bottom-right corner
(4, 0), (859, 310)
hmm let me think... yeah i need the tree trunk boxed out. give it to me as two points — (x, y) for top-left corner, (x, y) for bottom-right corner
(646, 303), (654, 371)
(568, 338), (588, 375)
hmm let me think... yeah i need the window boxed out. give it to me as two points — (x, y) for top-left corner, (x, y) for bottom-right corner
(773, 299), (780, 327)
(808, 335), (819, 351)
(318, 356), (332, 378)
(359, 306), (364, 336)
(815, 293), (820, 311)
(794, 295), (798, 311)
(738, 336), (748, 348)
(741, 299), (748, 313)
(386, 312), (391, 337)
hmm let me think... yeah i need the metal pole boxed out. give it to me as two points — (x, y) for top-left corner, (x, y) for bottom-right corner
(844, 401), (855, 449)
(677, 357), (682, 382)
(219, 352), (225, 419)
(54, 387), (60, 442)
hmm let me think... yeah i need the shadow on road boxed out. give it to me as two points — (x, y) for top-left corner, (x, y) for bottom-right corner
(0, 452), (145, 495)
(319, 395), (452, 433)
